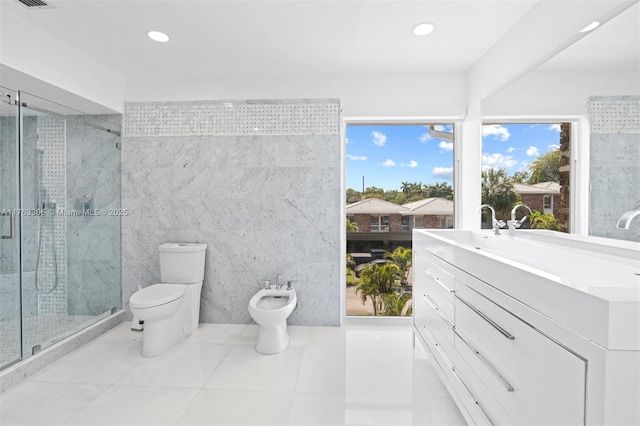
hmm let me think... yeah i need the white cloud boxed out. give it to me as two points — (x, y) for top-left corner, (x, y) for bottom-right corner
(526, 146), (540, 156)
(419, 132), (432, 143)
(347, 154), (367, 161)
(482, 124), (510, 141)
(433, 124), (453, 132)
(439, 141), (454, 151)
(382, 159), (395, 167)
(346, 137), (351, 145)
(548, 124), (561, 132)
(506, 147), (516, 153)
(372, 131), (387, 147)
(432, 166), (454, 181)
(547, 144), (560, 150)
(482, 153), (518, 169)
(402, 160), (418, 168)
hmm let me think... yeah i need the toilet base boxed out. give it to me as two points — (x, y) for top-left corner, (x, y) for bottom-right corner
(255, 322), (289, 355)
(142, 313), (190, 357)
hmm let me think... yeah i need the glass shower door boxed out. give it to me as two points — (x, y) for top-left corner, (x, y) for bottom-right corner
(0, 87), (22, 369)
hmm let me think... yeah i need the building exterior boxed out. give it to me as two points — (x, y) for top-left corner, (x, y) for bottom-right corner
(513, 182), (561, 217)
(346, 197), (454, 251)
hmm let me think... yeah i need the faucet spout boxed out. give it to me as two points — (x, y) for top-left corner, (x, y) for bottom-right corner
(616, 207), (640, 230)
(511, 204), (533, 228)
(476, 204), (504, 235)
(275, 274), (283, 289)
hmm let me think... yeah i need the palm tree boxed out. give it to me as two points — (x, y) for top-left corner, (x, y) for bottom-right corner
(379, 293), (413, 316)
(385, 247), (412, 286)
(481, 168), (517, 220)
(356, 263), (400, 316)
(346, 218), (359, 232)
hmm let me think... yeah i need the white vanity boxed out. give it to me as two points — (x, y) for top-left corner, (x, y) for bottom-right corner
(413, 229), (640, 425)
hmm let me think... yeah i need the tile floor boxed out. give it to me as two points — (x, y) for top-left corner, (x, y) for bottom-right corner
(0, 322), (466, 425)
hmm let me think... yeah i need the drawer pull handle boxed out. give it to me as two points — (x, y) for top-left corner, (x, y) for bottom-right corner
(456, 294), (515, 340)
(423, 293), (454, 329)
(455, 330), (514, 392)
(423, 268), (454, 293)
(451, 367), (494, 425)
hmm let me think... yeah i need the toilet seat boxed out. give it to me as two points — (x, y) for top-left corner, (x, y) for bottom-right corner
(130, 283), (185, 309)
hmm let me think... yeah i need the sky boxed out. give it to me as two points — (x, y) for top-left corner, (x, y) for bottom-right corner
(345, 123), (562, 191)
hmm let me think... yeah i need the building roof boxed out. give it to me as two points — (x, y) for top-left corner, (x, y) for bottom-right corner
(513, 182), (560, 195)
(346, 197), (454, 216)
(402, 198), (454, 215)
(346, 198), (408, 214)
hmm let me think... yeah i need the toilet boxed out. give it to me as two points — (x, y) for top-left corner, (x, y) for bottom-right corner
(248, 285), (297, 354)
(129, 242), (207, 357)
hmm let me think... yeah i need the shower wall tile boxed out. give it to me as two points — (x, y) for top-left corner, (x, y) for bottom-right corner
(122, 99), (341, 326)
(66, 115), (122, 316)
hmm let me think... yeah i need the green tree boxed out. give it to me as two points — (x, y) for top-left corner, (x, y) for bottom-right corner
(385, 247), (412, 286)
(379, 293), (413, 316)
(528, 149), (560, 184)
(363, 186), (385, 200)
(346, 188), (362, 204)
(356, 263), (400, 316)
(425, 182), (454, 200)
(481, 168), (517, 219)
(512, 171), (530, 183)
(346, 218), (359, 232)
(528, 210), (561, 231)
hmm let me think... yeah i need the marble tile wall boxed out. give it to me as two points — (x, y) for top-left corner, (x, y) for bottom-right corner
(65, 115), (122, 315)
(588, 96), (640, 242)
(121, 100), (341, 326)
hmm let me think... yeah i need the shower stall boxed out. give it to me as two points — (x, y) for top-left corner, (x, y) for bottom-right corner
(0, 87), (122, 370)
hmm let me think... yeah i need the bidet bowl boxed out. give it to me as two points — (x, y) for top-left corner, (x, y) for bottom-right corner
(248, 287), (297, 354)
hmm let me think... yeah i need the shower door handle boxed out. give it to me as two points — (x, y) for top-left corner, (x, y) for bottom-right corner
(1, 211), (16, 239)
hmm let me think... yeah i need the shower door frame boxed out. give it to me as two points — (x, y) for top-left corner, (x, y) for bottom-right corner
(0, 87), (23, 370)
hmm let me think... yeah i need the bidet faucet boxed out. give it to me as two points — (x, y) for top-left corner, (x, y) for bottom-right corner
(276, 274), (283, 289)
(616, 207), (640, 229)
(510, 204), (533, 229)
(287, 280), (297, 290)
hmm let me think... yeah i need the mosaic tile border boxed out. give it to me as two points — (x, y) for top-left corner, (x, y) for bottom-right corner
(588, 96), (640, 134)
(123, 99), (341, 137)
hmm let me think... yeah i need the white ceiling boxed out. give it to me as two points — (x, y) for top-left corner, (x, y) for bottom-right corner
(3, 0), (541, 78)
(0, 0), (638, 113)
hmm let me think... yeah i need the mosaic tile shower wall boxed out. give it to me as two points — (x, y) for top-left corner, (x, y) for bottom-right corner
(588, 96), (640, 242)
(122, 99), (341, 326)
(35, 116), (68, 315)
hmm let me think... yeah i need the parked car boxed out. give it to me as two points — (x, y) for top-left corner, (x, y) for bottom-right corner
(354, 258), (396, 278)
(351, 249), (390, 265)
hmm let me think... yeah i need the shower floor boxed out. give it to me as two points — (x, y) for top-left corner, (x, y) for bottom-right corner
(0, 314), (96, 368)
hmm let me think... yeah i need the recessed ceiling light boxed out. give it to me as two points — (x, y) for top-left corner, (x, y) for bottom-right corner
(579, 21), (600, 33)
(147, 30), (170, 42)
(412, 22), (435, 36)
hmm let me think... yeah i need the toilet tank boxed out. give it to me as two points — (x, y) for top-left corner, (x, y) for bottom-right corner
(158, 243), (207, 283)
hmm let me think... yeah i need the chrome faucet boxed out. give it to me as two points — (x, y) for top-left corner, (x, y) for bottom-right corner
(510, 204), (533, 229)
(476, 204), (505, 235)
(616, 207), (640, 229)
(275, 274), (283, 289)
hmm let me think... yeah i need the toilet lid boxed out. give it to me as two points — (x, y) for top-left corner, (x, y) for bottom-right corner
(130, 284), (185, 309)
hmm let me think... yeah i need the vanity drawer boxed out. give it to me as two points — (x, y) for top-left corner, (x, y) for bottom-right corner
(454, 277), (586, 421)
(454, 329), (583, 425)
(414, 251), (455, 311)
(415, 290), (455, 348)
(415, 248), (456, 293)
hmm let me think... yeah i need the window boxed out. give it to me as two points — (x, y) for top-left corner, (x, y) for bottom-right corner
(481, 122), (569, 232)
(401, 216), (412, 232)
(345, 123), (455, 318)
(370, 215), (389, 232)
(543, 195), (553, 214)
